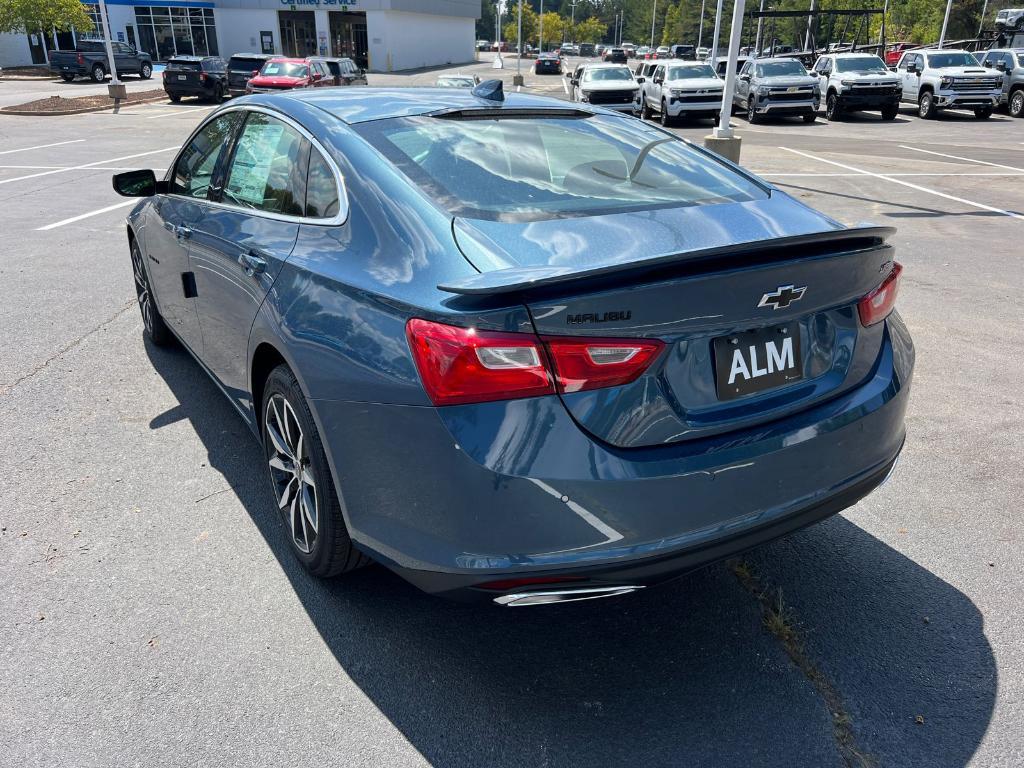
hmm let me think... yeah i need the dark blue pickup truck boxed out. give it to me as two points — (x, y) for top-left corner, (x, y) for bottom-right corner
(49, 40), (153, 83)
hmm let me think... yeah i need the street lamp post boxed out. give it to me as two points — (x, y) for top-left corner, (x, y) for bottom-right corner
(514, 0), (524, 85)
(96, 0), (125, 105)
(710, 0), (725, 62)
(754, 0), (766, 57)
(938, 0), (953, 48)
(705, 0), (746, 162)
(979, 0), (989, 35)
(697, 0), (705, 51)
(539, 0), (543, 53)
(650, 0), (657, 48)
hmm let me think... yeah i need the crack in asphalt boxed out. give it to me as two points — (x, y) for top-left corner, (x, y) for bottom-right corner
(729, 558), (874, 768)
(0, 300), (134, 399)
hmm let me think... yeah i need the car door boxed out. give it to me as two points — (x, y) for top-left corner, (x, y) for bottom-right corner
(813, 56), (831, 94)
(735, 60), (752, 106)
(899, 53), (918, 100)
(187, 110), (309, 405)
(650, 65), (665, 107)
(148, 111), (243, 353)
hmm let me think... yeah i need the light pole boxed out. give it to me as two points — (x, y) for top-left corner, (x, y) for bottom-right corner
(710, 0), (725, 62)
(514, 0), (524, 85)
(978, 0), (989, 36)
(804, 0), (816, 53)
(570, 0), (578, 44)
(754, 0), (765, 56)
(539, 0), (543, 53)
(96, 0), (124, 105)
(707, 0), (746, 162)
(697, 0), (705, 51)
(939, 0), (952, 48)
(650, 0), (657, 48)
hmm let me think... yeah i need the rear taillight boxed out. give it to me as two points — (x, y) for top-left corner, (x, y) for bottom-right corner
(200, 72), (208, 83)
(406, 319), (665, 406)
(544, 336), (665, 393)
(77, 53), (84, 65)
(858, 262), (903, 326)
(406, 319), (553, 405)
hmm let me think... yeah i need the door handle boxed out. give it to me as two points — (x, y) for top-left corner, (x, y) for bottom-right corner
(167, 223), (192, 239)
(238, 249), (267, 275)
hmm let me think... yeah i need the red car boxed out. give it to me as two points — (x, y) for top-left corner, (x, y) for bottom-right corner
(885, 43), (918, 67)
(245, 57), (331, 94)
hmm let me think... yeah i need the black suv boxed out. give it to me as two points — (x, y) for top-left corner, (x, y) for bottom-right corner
(669, 44), (696, 60)
(162, 56), (228, 102)
(226, 52), (274, 97)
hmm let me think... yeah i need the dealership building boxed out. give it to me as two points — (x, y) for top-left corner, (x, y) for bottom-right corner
(0, 0), (479, 71)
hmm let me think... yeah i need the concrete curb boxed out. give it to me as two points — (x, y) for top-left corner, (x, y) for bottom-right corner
(1, 93), (168, 116)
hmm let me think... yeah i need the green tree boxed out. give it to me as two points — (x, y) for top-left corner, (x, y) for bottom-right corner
(538, 10), (564, 48)
(574, 15), (607, 41)
(504, 4), (539, 47)
(0, 0), (93, 37)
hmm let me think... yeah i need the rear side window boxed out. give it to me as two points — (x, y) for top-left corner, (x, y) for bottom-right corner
(223, 112), (308, 215)
(168, 59), (201, 71)
(305, 149), (340, 218)
(229, 56), (264, 70)
(171, 111), (241, 198)
(357, 114), (767, 221)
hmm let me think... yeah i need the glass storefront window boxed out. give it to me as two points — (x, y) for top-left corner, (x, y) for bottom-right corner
(132, 5), (218, 61)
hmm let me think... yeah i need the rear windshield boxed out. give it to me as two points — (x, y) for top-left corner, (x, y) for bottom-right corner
(229, 56), (266, 69)
(167, 60), (201, 71)
(356, 114), (766, 221)
(755, 61), (808, 77)
(261, 61), (308, 78)
(667, 64), (717, 79)
(925, 52), (979, 68)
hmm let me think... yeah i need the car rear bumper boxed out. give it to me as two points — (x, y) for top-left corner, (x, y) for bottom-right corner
(312, 314), (913, 602)
(163, 83), (216, 96)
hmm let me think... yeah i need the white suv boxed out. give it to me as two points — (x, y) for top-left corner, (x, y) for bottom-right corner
(569, 63), (639, 112)
(812, 52), (901, 121)
(896, 48), (1002, 119)
(638, 60), (724, 126)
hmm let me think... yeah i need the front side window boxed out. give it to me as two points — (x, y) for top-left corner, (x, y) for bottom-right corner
(223, 113), (308, 216)
(171, 112), (241, 198)
(356, 114), (767, 222)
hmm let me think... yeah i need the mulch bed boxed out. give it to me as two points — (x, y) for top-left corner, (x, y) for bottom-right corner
(1, 89), (168, 116)
(0, 66), (56, 80)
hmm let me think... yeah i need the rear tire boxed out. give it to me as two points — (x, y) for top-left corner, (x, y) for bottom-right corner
(747, 99), (761, 124)
(261, 365), (369, 578)
(90, 64), (106, 83)
(130, 238), (173, 347)
(641, 98), (652, 120)
(918, 90), (937, 119)
(168, 92), (181, 103)
(660, 100), (673, 127)
(1010, 89), (1024, 117)
(880, 104), (898, 120)
(974, 106), (992, 119)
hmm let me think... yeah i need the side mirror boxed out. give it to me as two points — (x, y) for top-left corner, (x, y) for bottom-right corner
(740, 73), (751, 81)
(996, 60), (1007, 71)
(636, 76), (645, 83)
(906, 62), (917, 73)
(654, 76), (663, 84)
(112, 169), (164, 198)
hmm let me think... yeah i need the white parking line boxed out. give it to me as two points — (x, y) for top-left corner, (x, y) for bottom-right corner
(0, 147), (178, 186)
(0, 139), (85, 156)
(779, 146), (1024, 221)
(898, 145), (1024, 173)
(0, 164), (167, 172)
(35, 199), (139, 231)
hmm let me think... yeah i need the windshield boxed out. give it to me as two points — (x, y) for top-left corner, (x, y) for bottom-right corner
(667, 64), (717, 79)
(437, 77), (474, 87)
(167, 60), (201, 71)
(583, 67), (633, 82)
(756, 61), (808, 77)
(260, 61), (308, 78)
(355, 114), (766, 221)
(925, 52), (979, 68)
(835, 55), (888, 73)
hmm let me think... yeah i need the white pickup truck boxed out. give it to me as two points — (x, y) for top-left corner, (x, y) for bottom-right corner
(638, 61), (724, 126)
(812, 52), (902, 121)
(895, 48), (1002, 119)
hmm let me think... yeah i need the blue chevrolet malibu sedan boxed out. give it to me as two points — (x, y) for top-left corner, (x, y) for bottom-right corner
(114, 83), (913, 606)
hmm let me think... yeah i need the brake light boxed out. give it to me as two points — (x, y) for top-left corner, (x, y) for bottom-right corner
(544, 336), (664, 393)
(200, 72), (208, 83)
(77, 53), (84, 65)
(858, 262), (903, 326)
(406, 319), (666, 406)
(406, 319), (554, 405)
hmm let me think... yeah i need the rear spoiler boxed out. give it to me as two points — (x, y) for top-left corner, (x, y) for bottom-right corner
(438, 225), (895, 296)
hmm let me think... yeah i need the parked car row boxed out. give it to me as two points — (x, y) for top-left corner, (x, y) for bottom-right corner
(573, 48), (1018, 127)
(162, 53), (367, 103)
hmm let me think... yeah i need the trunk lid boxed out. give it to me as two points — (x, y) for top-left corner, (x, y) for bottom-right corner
(450, 198), (895, 448)
(166, 60), (203, 88)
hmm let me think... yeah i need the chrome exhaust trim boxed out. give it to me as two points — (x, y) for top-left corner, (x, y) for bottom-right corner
(494, 585), (644, 607)
(879, 455), (900, 488)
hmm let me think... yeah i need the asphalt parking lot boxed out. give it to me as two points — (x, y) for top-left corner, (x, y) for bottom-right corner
(2, 60), (1023, 767)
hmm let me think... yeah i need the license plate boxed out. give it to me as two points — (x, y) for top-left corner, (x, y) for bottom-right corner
(177, 75), (187, 80)
(713, 323), (803, 400)
(787, 86), (799, 92)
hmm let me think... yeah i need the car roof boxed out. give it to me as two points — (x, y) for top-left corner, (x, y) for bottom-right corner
(263, 87), (616, 124)
(830, 52), (883, 58)
(230, 53), (273, 58)
(168, 56), (205, 61)
(913, 48), (971, 54)
(268, 57), (308, 63)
